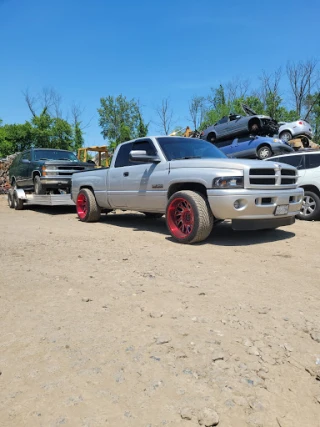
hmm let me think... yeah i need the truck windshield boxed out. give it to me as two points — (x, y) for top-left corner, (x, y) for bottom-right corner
(34, 150), (78, 162)
(156, 137), (227, 161)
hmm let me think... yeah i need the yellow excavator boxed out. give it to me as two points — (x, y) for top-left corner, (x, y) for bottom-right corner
(78, 146), (111, 167)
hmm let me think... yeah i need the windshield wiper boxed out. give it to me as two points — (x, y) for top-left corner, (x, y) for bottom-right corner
(172, 156), (202, 160)
(58, 158), (72, 160)
(39, 158), (49, 160)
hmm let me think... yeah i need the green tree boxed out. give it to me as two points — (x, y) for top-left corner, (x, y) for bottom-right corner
(98, 95), (145, 146)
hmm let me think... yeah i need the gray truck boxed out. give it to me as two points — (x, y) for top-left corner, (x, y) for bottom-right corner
(71, 136), (303, 244)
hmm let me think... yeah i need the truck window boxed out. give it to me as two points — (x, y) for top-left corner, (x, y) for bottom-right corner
(305, 154), (320, 169)
(114, 143), (133, 168)
(22, 151), (31, 161)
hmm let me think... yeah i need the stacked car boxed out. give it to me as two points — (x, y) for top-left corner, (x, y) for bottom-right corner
(200, 104), (314, 159)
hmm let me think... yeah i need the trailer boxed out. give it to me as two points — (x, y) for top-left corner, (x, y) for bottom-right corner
(7, 188), (75, 210)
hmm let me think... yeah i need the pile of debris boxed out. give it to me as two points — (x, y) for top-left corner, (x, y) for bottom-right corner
(0, 153), (18, 194)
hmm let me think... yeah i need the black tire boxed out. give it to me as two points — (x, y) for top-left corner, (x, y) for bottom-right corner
(166, 190), (213, 244)
(207, 133), (216, 143)
(76, 188), (101, 222)
(257, 145), (272, 160)
(11, 179), (17, 190)
(249, 122), (260, 134)
(143, 212), (163, 219)
(34, 175), (45, 195)
(296, 191), (320, 221)
(8, 191), (15, 209)
(279, 131), (292, 143)
(13, 191), (24, 210)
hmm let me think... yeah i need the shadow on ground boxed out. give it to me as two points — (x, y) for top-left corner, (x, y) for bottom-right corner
(101, 213), (295, 246)
(25, 205), (76, 216)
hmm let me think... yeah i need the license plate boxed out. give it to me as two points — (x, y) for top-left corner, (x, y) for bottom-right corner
(274, 204), (289, 216)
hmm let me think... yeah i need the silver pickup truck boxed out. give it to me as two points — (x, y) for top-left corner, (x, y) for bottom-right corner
(71, 136), (303, 244)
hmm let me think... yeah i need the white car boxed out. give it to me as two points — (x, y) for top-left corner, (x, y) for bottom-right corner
(266, 151), (320, 220)
(278, 120), (313, 142)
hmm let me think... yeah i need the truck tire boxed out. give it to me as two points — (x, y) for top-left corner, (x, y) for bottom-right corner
(76, 188), (101, 222)
(8, 191), (15, 209)
(13, 191), (24, 210)
(166, 190), (213, 244)
(143, 212), (163, 219)
(296, 191), (320, 221)
(34, 175), (45, 195)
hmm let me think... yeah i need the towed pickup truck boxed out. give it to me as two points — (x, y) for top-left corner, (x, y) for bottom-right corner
(71, 136), (303, 244)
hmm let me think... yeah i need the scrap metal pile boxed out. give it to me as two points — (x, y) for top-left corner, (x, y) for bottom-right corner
(0, 153), (18, 194)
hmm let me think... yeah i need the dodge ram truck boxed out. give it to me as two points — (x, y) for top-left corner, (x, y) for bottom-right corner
(71, 136), (303, 244)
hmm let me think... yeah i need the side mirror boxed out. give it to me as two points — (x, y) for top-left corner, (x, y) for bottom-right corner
(21, 159), (30, 164)
(129, 150), (161, 163)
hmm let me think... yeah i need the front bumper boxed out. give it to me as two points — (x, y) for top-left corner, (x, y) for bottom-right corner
(207, 188), (304, 223)
(40, 176), (71, 188)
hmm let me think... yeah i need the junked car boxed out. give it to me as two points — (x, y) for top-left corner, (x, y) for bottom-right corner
(200, 104), (279, 143)
(9, 148), (95, 195)
(278, 119), (313, 142)
(213, 135), (294, 159)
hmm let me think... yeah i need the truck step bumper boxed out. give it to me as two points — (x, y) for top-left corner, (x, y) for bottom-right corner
(232, 216), (295, 231)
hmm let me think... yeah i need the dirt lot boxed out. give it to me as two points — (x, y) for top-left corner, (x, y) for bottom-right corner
(0, 195), (320, 427)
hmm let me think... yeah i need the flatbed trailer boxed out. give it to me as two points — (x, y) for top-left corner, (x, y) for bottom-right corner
(7, 188), (74, 210)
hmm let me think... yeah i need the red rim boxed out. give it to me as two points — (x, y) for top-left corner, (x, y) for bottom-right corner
(77, 193), (87, 220)
(167, 197), (194, 239)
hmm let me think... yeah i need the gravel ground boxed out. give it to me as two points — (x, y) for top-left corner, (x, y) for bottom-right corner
(0, 195), (319, 427)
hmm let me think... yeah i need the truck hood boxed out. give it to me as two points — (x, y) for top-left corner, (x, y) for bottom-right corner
(169, 158), (282, 170)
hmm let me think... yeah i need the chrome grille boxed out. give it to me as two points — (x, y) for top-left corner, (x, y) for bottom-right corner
(248, 167), (297, 188)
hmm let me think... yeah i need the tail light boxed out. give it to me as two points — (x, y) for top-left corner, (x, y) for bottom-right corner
(200, 131), (204, 136)
(298, 121), (303, 125)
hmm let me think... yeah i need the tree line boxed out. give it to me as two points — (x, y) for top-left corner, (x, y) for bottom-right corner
(1, 59), (320, 158)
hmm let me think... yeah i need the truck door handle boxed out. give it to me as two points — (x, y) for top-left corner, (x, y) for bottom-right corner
(123, 172), (129, 177)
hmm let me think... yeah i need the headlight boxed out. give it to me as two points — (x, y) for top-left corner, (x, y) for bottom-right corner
(213, 176), (244, 189)
(273, 138), (282, 143)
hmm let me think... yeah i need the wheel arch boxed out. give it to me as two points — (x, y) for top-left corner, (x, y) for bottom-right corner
(206, 131), (216, 142)
(248, 117), (261, 128)
(300, 185), (320, 197)
(32, 170), (41, 180)
(167, 182), (207, 200)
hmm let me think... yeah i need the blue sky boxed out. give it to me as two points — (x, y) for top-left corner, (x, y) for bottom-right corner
(0, 0), (319, 146)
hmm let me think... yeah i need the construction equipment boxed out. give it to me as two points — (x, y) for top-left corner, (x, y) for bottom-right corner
(169, 126), (200, 138)
(78, 146), (111, 167)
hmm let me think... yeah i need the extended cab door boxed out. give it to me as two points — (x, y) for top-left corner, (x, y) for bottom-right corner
(108, 139), (167, 211)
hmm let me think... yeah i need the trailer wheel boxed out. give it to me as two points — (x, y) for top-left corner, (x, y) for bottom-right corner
(13, 191), (24, 210)
(8, 191), (15, 209)
(166, 190), (213, 244)
(76, 188), (101, 222)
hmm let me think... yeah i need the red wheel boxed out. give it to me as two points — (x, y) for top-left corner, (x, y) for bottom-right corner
(166, 190), (213, 244)
(77, 192), (87, 220)
(76, 188), (101, 222)
(167, 197), (195, 239)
